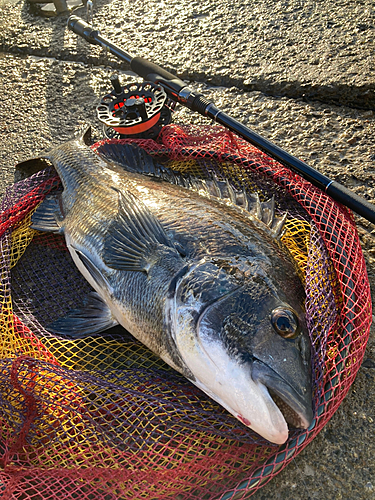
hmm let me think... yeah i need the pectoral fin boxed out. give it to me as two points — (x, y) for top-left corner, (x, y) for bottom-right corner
(103, 187), (182, 272)
(47, 291), (118, 338)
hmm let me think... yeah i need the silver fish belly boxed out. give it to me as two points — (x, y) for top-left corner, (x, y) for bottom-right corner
(31, 138), (313, 444)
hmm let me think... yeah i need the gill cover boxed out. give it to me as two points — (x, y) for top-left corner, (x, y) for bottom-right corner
(167, 258), (313, 444)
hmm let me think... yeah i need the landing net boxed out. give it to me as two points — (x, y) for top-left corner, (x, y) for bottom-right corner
(0, 124), (371, 499)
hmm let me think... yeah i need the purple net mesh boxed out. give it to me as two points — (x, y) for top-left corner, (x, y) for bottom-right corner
(0, 124), (371, 500)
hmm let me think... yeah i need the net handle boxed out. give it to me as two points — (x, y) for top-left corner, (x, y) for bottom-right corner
(67, 15), (375, 224)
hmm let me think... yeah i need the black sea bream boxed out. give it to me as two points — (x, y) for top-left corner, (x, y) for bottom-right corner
(31, 136), (313, 444)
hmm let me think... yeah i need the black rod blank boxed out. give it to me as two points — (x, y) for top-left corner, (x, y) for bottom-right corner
(67, 15), (375, 224)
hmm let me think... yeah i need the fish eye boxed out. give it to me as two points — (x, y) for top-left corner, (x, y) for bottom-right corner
(271, 307), (300, 339)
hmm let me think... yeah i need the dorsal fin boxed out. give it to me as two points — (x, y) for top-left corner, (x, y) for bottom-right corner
(249, 192), (287, 239)
(95, 141), (287, 239)
(95, 142), (164, 177)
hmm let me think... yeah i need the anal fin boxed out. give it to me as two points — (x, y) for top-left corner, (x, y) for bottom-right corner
(31, 194), (64, 233)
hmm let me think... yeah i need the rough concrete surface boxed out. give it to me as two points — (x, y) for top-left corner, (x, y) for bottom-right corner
(0, 0), (374, 499)
(0, 0), (374, 108)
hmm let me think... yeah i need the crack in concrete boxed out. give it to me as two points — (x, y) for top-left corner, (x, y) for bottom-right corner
(0, 44), (374, 112)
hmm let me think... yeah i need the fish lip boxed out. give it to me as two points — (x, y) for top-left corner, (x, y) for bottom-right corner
(251, 359), (313, 429)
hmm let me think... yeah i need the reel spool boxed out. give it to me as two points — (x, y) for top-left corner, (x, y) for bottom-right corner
(97, 76), (174, 139)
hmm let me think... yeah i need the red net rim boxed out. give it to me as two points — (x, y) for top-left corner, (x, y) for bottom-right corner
(0, 123), (371, 499)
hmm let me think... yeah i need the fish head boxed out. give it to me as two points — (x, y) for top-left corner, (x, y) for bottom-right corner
(167, 257), (313, 444)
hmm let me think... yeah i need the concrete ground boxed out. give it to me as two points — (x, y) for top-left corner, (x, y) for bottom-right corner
(0, 0), (374, 499)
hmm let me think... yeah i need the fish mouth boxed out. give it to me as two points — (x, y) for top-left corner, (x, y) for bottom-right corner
(252, 359), (313, 430)
(269, 390), (309, 429)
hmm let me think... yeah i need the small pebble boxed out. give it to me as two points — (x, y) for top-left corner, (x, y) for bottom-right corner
(347, 136), (359, 145)
(362, 358), (375, 368)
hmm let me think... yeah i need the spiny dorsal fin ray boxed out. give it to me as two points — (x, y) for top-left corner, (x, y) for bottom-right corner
(95, 142), (287, 239)
(251, 192), (287, 239)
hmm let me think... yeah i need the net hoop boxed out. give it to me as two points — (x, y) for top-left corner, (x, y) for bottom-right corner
(0, 124), (371, 500)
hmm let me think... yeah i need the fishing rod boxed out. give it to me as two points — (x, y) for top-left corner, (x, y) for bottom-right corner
(67, 15), (375, 224)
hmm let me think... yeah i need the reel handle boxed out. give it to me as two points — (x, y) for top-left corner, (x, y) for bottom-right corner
(67, 16), (187, 97)
(67, 15), (375, 224)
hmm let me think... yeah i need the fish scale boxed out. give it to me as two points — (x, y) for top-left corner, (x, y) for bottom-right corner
(31, 135), (313, 444)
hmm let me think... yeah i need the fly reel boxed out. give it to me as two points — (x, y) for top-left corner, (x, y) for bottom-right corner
(97, 75), (174, 139)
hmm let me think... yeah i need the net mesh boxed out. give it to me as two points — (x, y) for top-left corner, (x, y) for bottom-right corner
(0, 124), (371, 500)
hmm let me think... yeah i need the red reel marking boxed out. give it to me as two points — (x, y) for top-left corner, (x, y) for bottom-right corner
(113, 112), (161, 135)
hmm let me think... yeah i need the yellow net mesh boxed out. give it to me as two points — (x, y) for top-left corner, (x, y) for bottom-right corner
(0, 125), (371, 500)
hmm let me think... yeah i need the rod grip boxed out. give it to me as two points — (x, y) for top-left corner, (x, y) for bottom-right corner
(326, 181), (375, 224)
(130, 57), (186, 94)
(67, 15), (100, 44)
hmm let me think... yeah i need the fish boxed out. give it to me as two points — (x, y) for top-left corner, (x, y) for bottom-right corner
(28, 133), (313, 444)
